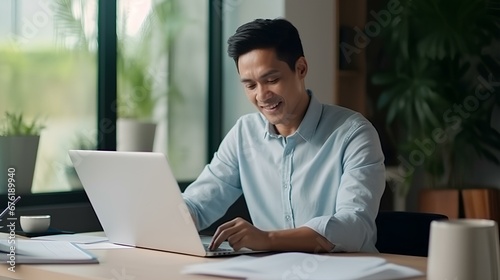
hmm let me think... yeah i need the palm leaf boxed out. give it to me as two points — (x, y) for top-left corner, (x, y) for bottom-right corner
(53, 0), (92, 50)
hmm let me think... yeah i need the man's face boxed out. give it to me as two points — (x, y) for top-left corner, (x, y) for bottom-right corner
(237, 48), (308, 134)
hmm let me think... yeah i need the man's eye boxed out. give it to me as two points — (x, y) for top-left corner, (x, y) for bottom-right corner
(245, 84), (256, 90)
(268, 78), (279, 84)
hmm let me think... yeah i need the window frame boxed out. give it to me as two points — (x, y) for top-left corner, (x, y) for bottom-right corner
(10, 0), (223, 232)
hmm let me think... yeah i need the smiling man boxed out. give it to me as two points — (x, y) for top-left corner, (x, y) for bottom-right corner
(182, 18), (385, 253)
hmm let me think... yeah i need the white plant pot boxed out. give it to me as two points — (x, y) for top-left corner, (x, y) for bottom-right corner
(117, 119), (157, 152)
(0, 136), (40, 195)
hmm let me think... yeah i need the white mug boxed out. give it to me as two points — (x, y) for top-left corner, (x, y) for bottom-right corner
(427, 219), (500, 280)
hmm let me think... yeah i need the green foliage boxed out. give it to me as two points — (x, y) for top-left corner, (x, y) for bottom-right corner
(0, 47), (96, 116)
(69, 132), (96, 150)
(117, 56), (158, 120)
(53, 0), (95, 50)
(52, 0), (184, 121)
(0, 112), (45, 136)
(116, 0), (184, 120)
(373, 0), (500, 189)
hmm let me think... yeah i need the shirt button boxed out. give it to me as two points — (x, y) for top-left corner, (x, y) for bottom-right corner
(285, 215), (291, 221)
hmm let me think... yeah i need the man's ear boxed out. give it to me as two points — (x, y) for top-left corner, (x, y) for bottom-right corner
(295, 57), (308, 78)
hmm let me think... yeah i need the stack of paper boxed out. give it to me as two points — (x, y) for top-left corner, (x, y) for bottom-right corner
(32, 234), (132, 250)
(182, 252), (423, 280)
(32, 234), (108, 244)
(0, 239), (98, 264)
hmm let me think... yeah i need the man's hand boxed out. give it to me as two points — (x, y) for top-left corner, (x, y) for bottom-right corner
(209, 217), (271, 251)
(209, 217), (335, 252)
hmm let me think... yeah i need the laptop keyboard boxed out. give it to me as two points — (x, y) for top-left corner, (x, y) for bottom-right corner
(203, 243), (233, 252)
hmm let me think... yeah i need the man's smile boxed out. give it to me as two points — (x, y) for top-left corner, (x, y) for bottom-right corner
(260, 101), (282, 113)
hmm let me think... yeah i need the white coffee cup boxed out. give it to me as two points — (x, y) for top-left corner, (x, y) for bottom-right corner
(20, 215), (51, 233)
(427, 219), (500, 280)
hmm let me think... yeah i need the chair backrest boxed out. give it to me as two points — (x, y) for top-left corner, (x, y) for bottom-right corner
(375, 211), (448, 257)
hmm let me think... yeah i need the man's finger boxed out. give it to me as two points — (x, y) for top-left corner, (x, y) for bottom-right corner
(227, 230), (245, 248)
(210, 225), (238, 250)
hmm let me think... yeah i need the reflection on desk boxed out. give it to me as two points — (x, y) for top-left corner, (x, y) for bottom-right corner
(0, 244), (428, 280)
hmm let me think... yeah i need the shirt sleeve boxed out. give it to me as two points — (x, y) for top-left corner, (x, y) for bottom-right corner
(182, 121), (243, 231)
(303, 119), (385, 252)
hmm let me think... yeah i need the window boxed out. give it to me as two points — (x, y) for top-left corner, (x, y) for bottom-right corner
(0, 0), (98, 193)
(0, 0), (208, 195)
(116, 0), (208, 181)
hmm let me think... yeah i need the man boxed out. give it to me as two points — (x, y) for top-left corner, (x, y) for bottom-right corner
(182, 18), (385, 253)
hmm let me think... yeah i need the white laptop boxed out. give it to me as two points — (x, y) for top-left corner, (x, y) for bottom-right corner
(68, 150), (259, 257)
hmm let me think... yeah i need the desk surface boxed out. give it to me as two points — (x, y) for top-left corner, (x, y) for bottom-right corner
(0, 234), (427, 280)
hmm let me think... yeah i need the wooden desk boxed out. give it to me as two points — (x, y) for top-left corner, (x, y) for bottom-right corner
(0, 246), (427, 280)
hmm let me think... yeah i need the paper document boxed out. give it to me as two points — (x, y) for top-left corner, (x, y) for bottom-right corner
(182, 252), (423, 280)
(0, 240), (98, 264)
(32, 234), (134, 250)
(77, 242), (133, 250)
(32, 234), (108, 244)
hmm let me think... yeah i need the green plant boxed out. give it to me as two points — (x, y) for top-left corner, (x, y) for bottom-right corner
(117, 0), (183, 120)
(69, 132), (97, 151)
(0, 112), (45, 136)
(53, 0), (183, 121)
(117, 51), (158, 120)
(372, 0), (500, 192)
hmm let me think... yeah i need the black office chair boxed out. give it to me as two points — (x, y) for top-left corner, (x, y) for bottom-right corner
(375, 211), (448, 257)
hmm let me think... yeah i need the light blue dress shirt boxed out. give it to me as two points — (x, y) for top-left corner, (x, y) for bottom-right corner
(182, 92), (385, 252)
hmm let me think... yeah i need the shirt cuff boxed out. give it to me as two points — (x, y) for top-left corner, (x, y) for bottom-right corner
(303, 216), (346, 253)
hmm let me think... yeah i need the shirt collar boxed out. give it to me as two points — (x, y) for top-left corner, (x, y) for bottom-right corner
(263, 90), (322, 142)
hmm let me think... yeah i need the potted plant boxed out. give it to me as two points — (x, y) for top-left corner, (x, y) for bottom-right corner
(372, 0), (500, 217)
(116, 51), (160, 152)
(53, 0), (183, 152)
(0, 112), (45, 194)
(116, 0), (183, 152)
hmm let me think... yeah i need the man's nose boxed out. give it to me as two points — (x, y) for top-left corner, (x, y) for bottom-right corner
(256, 84), (272, 101)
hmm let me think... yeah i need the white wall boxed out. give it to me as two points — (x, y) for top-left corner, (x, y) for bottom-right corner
(285, 0), (336, 105)
(222, 0), (336, 134)
(222, 0), (285, 133)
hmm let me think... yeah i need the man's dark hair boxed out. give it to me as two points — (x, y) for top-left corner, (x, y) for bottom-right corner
(227, 18), (304, 71)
